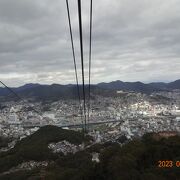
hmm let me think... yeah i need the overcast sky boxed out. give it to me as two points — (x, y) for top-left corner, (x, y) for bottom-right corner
(0, 0), (180, 87)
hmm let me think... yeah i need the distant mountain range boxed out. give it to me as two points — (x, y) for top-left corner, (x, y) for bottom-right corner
(97, 79), (180, 93)
(0, 79), (180, 100)
(0, 83), (110, 101)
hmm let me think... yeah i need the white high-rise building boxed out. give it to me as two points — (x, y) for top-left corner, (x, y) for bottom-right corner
(8, 113), (20, 124)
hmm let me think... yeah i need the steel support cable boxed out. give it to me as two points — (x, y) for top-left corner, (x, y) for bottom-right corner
(77, 0), (87, 132)
(87, 0), (93, 129)
(0, 80), (41, 115)
(66, 0), (83, 120)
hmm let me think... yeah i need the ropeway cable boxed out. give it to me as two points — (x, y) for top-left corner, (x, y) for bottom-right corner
(87, 0), (93, 129)
(77, 0), (87, 132)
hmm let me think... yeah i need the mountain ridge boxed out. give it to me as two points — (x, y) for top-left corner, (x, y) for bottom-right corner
(97, 79), (180, 92)
(0, 79), (179, 100)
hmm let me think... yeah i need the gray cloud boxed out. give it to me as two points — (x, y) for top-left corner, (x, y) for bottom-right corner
(0, 0), (180, 87)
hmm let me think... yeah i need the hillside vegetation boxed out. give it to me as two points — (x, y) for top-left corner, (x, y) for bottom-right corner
(0, 129), (180, 179)
(0, 126), (91, 173)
